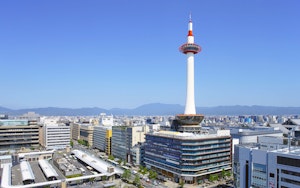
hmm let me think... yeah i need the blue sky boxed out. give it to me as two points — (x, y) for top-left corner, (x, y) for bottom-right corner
(1, 0), (300, 109)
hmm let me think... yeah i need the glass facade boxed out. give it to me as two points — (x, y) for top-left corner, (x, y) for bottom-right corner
(93, 126), (112, 155)
(251, 163), (267, 188)
(144, 133), (232, 184)
(111, 126), (128, 160)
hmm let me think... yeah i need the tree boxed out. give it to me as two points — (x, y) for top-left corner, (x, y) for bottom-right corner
(209, 174), (218, 182)
(149, 170), (157, 180)
(108, 155), (114, 160)
(133, 174), (141, 186)
(221, 169), (226, 179)
(178, 181), (185, 188)
(70, 140), (74, 147)
(102, 175), (107, 181)
(89, 177), (95, 182)
(139, 166), (148, 175)
(225, 171), (231, 177)
(122, 169), (131, 180)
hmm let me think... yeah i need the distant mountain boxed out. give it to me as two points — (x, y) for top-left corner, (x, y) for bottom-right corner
(0, 104), (299, 116)
(0, 106), (11, 112)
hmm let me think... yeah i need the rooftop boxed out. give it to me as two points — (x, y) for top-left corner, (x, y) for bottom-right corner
(271, 147), (300, 156)
(72, 150), (123, 175)
(20, 161), (35, 182)
(148, 130), (230, 140)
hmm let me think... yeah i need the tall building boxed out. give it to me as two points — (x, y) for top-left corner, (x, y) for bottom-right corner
(40, 124), (70, 150)
(111, 126), (149, 162)
(93, 126), (112, 156)
(234, 144), (300, 188)
(144, 130), (232, 184)
(0, 120), (39, 150)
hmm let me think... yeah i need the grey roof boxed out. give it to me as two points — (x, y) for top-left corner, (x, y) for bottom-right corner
(269, 124), (289, 134)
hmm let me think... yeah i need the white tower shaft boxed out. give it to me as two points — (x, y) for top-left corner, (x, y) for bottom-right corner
(184, 52), (196, 114)
(180, 16), (201, 115)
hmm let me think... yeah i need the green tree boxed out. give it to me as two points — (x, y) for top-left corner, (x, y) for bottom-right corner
(70, 140), (74, 147)
(209, 174), (218, 182)
(108, 155), (115, 160)
(225, 171), (231, 177)
(122, 169), (131, 180)
(149, 170), (157, 180)
(139, 166), (148, 175)
(178, 181), (185, 188)
(102, 175), (107, 181)
(221, 169), (226, 179)
(133, 174), (141, 186)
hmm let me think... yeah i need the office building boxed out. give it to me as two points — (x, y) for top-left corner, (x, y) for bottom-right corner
(0, 120), (39, 150)
(234, 144), (300, 188)
(131, 142), (145, 166)
(230, 127), (283, 155)
(40, 124), (70, 150)
(93, 126), (112, 155)
(79, 124), (94, 147)
(71, 123), (80, 140)
(144, 130), (232, 184)
(111, 125), (149, 162)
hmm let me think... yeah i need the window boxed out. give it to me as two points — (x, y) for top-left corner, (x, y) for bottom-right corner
(277, 156), (300, 168)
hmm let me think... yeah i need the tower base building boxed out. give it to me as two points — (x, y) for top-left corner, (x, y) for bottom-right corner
(144, 130), (232, 184)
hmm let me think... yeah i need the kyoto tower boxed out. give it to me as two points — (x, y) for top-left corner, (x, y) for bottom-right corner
(173, 15), (204, 133)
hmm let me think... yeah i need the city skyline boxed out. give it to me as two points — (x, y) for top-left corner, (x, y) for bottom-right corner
(1, 1), (300, 109)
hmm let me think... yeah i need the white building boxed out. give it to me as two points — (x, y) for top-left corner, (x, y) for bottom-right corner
(234, 144), (300, 188)
(41, 124), (70, 150)
(99, 113), (114, 126)
(230, 127), (283, 156)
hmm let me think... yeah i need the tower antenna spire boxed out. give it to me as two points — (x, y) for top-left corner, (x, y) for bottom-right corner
(189, 12), (192, 21)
